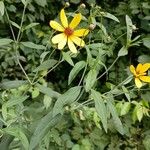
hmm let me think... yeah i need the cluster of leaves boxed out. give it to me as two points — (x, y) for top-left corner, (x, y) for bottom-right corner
(0, 0), (150, 149)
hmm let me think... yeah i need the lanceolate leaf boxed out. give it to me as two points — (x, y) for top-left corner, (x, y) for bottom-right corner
(37, 84), (61, 99)
(10, 20), (21, 29)
(2, 95), (28, 120)
(21, 41), (46, 50)
(33, 59), (58, 72)
(91, 90), (108, 132)
(24, 23), (39, 31)
(126, 15), (133, 44)
(103, 12), (120, 23)
(2, 127), (29, 150)
(0, 1), (5, 16)
(85, 69), (97, 92)
(53, 86), (81, 117)
(29, 111), (61, 150)
(107, 99), (124, 135)
(68, 61), (86, 85)
(0, 38), (13, 46)
(118, 46), (128, 57)
(62, 51), (74, 66)
(0, 80), (27, 89)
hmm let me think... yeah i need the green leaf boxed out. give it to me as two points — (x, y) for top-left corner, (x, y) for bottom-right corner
(0, 38), (13, 46)
(138, 55), (150, 63)
(34, 0), (47, 7)
(85, 45), (92, 62)
(91, 90), (108, 132)
(53, 86), (81, 116)
(120, 102), (131, 116)
(34, 59), (58, 72)
(43, 95), (52, 109)
(24, 23), (39, 31)
(21, 41), (46, 50)
(136, 105), (143, 122)
(132, 103), (138, 123)
(96, 23), (108, 36)
(85, 69), (97, 92)
(62, 52), (74, 66)
(2, 95), (28, 120)
(37, 84), (61, 99)
(107, 98), (124, 134)
(122, 86), (130, 101)
(70, 0), (80, 4)
(32, 87), (40, 98)
(2, 127), (29, 150)
(0, 1), (5, 16)
(103, 12), (120, 22)
(29, 111), (61, 150)
(0, 135), (14, 150)
(126, 15), (133, 43)
(10, 20), (21, 29)
(0, 80), (27, 89)
(72, 144), (80, 150)
(88, 43), (105, 49)
(143, 135), (150, 150)
(143, 38), (150, 49)
(68, 61), (86, 85)
(118, 46), (128, 57)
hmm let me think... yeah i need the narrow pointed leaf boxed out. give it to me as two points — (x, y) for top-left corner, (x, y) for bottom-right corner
(53, 86), (81, 116)
(107, 99), (124, 134)
(91, 90), (108, 132)
(68, 61), (86, 85)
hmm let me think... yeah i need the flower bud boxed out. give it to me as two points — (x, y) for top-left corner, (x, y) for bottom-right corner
(80, 3), (86, 9)
(132, 25), (138, 31)
(89, 24), (96, 30)
(65, 2), (70, 7)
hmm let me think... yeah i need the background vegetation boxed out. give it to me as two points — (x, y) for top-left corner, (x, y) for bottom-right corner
(0, 0), (150, 149)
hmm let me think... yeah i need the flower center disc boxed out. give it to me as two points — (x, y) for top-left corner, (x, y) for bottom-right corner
(64, 27), (74, 36)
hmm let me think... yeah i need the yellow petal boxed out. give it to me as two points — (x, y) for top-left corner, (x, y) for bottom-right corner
(130, 65), (136, 75)
(74, 29), (89, 37)
(58, 36), (67, 49)
(139, 76), (150, 83)
(70, 35), (85, 47)
(69, 13), (82, 29)
(60, 9), (68, 28)
(140, 63), (150, 73)
(135, 78), (142, 88)
(52, 33), (66, 44)
(68, 38), (77, 53)
(136, 63), (142, 73)
(49, 21), (64, 31)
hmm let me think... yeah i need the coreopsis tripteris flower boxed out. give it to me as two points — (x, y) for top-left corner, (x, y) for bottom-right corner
(130, 63), (150, 88)
(49, 9), (89, 53)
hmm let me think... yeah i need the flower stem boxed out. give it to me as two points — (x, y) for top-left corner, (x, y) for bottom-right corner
(97, 56), (119, 80)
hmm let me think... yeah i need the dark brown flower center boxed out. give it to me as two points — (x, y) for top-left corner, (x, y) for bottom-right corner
(64, 27), (74, 36)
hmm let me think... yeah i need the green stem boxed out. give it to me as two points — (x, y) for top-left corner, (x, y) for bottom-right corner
(33, 59), (64, 85)
(103, 75), (133, 96)
(5, 8), (16, 41)
(97, 56), (119, 80)
(78, 63), (87, 86)
(15, 50), (32, 84)
(72, 98), (93, 110)
(17, 5), (26, 42)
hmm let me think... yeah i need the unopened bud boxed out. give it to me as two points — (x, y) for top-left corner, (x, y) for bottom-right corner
(89, 24), (96, 30)
(80, 3), (86, 9)
(132, 25), (137, 31)
(65, 2), (70, 7)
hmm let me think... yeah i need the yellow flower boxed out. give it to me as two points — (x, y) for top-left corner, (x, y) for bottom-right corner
(49, 9), (89, 53)
(130, 63), (150, 88)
